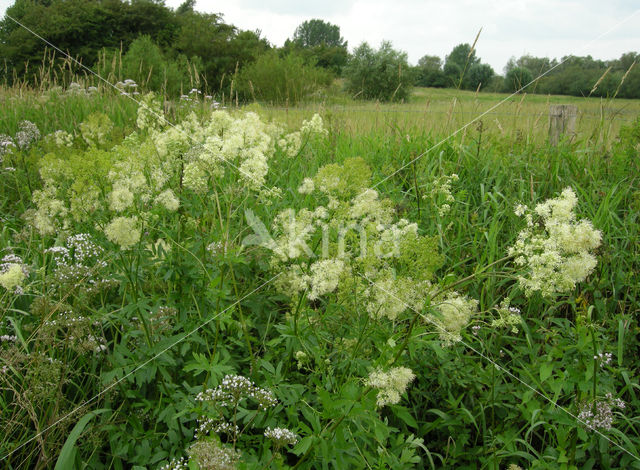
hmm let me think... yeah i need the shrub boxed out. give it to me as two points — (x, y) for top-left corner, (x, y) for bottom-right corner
(236, 51), (333, 105)
(344, 41), (412, 102)
(122, 35), (198, 97)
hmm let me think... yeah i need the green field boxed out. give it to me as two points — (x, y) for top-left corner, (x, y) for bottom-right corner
(1, 85), (639, 469)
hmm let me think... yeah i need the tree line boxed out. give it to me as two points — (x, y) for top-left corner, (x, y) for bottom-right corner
(1, 0), (638, 102)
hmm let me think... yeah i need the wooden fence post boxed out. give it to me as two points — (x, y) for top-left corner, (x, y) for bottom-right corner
(549, 105), (578, 146)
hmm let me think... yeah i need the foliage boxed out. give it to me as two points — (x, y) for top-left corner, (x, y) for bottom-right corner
(413, 55), (447, 88)
(283, 19), (348, 74)
(0, 0), (270, 97)
(1, 86), (640, 470)
(121, 36), (195, 97)
(343, 41), (412, 102)
(504, 66), (535, 92)
(236, 51), (333, 105)
(291, 19), (346, 49)
(443, 43), (494, 90)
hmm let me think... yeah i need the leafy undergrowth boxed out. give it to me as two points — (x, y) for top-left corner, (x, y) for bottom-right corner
(1, 90), (639, 470)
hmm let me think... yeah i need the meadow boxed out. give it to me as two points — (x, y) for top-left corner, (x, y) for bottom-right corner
(1, 83), (639, 470)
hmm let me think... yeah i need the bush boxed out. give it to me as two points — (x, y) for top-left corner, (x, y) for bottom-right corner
(343, 41), (412, 102)
(122, 35), (198, 97)
(236, 51), (333, 105)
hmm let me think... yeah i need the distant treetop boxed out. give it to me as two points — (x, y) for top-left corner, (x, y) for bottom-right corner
(292, 19), (347, 49)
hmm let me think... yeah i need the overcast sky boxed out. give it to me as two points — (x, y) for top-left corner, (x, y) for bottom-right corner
(1, 0), (638, 74)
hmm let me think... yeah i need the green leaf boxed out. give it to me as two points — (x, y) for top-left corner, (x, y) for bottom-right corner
(540, 362), (553, 382)
(393, 406), (418, 428)
(292, 436), (314, 456)
(54, 409), (109, 470)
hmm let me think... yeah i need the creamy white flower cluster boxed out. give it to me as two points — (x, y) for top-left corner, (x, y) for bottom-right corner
(179, 111), (277, 192)
(0, 254), (28, 294)
(188, 439), (241, 470)
(433, 293), (479, 344)
(366, 367), (416, 407)
(278, 113), (327, 157)
(49, 130), (74, 147)
(270, 158), (476, 343)
(79, 113), (113, 147)
(424, 173), (458, 217)
(509, 188), (602, 297)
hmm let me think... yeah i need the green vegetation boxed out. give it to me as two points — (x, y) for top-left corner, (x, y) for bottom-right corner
(0, 82), (639, 469)
(1, 2), (640, 468)
(2, 1), (638, 103)
(343, 41), (412, 102)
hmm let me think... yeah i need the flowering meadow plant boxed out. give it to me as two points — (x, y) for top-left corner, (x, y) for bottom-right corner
(1, 91), (638, 470)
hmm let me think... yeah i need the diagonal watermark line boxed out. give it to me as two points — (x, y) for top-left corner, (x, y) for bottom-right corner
(0, 272), (282, 463)
(4, 13), (278, 196)
(359, 273), (640, 462)
(370, 8), (640, 191)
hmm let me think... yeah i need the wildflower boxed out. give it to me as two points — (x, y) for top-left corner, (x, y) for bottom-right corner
(278, 131), (302, 157)
(15, 120), (40, 149)
(79, 113), (113, 147)
(104, 216), (141, 249)
(365, 275), (427, 321)
(159, 457), (188, 470)
(52, 130), (74, 147)
(109, 183), (134, 212)
(31, 186), (68, 235)
(433, 292), (478, 345)
(0, 134), (15, 158)
(509, 188), (601, 296)
(577, 392), (625, 431)
(0, 263), (26, 292)
(490, 299), (522, 333)
(297, 177), (315, 194)
(155, 189), (180, 211)
(366, 367), (416, 407)
(188, 440), (241, 470)
(307, 258), (345, 300)
(196, 374), (278, 410)
(594, 352), (613, 367)
(264, 427), (298, 447)
(300, 113), (327, 136)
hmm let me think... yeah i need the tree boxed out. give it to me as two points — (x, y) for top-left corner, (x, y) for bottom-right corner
(343, 41), (412, 102)
(291, 19), (346, 48)
(285, 19), (348, 74)
(467, 63), (494, 90)
(504, 66), (534, 92)
(172, 10), (269, 90)
(415, 55), (446, 87)
(444, 43), (480, 89)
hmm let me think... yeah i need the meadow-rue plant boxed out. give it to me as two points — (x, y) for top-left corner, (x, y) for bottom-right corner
(0, 261), (27, 293)
(366, 367), (416, 407)
(509, 188), (602, 296)
(104, 216), (141, 249)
